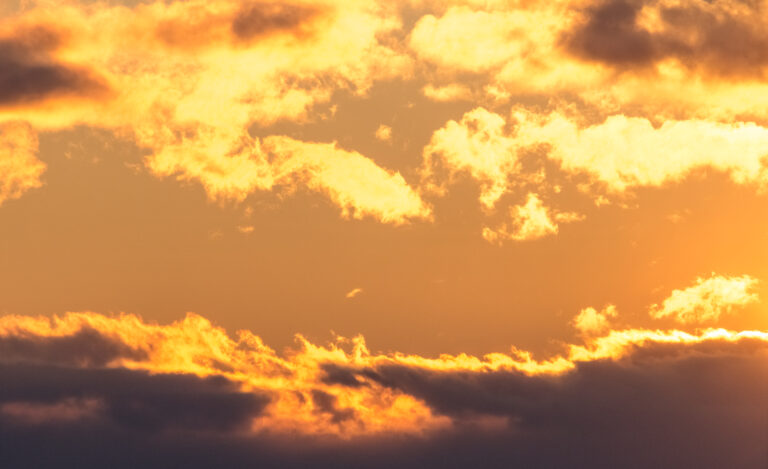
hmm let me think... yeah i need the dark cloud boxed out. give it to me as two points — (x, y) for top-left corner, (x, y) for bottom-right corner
(0, 363), (270, 433)
(0, 27), (107, 106)
(154, 2), (325, 50)
(0, 327), (147, 367)
(566, 0), (658, 65)
(324, 339), (768, 467)
(310, 389), (356, 424)
(231, 2), (323, 41)
(565, 0), (768, 77)
(1, 338), (768, 468)
(321, 363), (369, 388)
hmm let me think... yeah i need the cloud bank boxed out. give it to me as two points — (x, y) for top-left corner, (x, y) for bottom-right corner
(1, 272), (767, 467)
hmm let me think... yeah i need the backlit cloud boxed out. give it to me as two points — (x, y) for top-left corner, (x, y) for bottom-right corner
(482, 193), (583, 243)
(572, 304), (618, 336)
(346, 288), (363, 299)
(2, 303), (768, 466)
(650, 274), (759, 324)
(422, 107), (519, 210)
(0, 121), (44, 205)
(422, 105), (768, 228)
(512, 108), (768, 193)
(0, 0), (419, 223)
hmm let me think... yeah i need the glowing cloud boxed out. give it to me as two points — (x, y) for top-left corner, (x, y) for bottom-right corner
(2, 307), (768, 439)
(0, 0), (418, 223)
(425, 105), (768, 218)
(374, 124), (392, 142)
(409, 6), (549, 72)
(148, 134), (429, 224)
(649, 274), (759, 324)
(2, 273), (768, 463)
(422, 107), (518, 210)
(0, 121), (44, 205)
(482, 193), (583, 243)
(512, 109), (768, 193)
(345, 288), (363, 299)
(572, 304), (618, 336)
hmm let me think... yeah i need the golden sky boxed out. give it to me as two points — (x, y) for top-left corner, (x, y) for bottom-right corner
(2, 0), (768, 467)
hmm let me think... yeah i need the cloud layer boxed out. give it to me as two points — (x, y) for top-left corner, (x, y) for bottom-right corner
(1, 268), (766, 467)
(1, 307), (768, 468)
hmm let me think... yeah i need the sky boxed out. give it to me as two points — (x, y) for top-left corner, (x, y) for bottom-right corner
(2, 0), (768, 467)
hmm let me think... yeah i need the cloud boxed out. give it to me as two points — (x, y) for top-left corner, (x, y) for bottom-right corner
(0, 27), (108, 106)
(565, 0), (657, 66)
(429, 106), (768, 207)
(564, 0), (768, 77)
(573, 304), (618, 336)
(1, 286), (767, 440)
(346, 288), (363, 299)
(422, 107), (519, 210)
(482, 193), (584, 243)
(231, 2), (325, 41)
(650, 274), (759, 324)
(0, 121), (45, 205)
(0, 363), (270, 433)
(417, 99), (768, 241)
(516, 108), (768, 192)
(406, 3), (607, 106)
(148, 134), (430, 224)
(0, 326), (148, 367)
(407, 0), (768, 121)
(266, 137), (430, 224)
(3, 308), (768, 467)
(0, 0), (417, 223)
(409, 6), (547, 72)
(4, 0), (768, 227)
(374, 124), (391, 141)
(421, 83), (473, 102)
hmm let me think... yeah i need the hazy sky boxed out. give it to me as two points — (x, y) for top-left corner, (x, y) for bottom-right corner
(2, 0), (768, 467)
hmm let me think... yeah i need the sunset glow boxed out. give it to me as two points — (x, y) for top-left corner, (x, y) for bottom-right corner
(2, 0), (768, 467)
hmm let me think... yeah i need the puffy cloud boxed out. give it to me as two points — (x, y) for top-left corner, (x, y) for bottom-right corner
(428, 106), (768, 208)
(422, 107), (518, 209)
(0, 0), (419, 222)
(572, 304), (618, 336)
(650, 274), (759, 324)
(482, 193), (583, 243)
(512, 108), (768, 192)
(374, 124), (391, 141)
(0, 121), (45, 205)
(406, 2), (607, 104)
(409, 6), (555, 72)
(421, 108), (592, 242)
(408, 0), (768, 120)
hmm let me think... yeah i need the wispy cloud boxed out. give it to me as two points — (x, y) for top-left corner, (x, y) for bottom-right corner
(345, 288), (363, 299)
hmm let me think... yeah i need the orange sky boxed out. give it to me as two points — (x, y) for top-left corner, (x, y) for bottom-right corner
(2, 0), (768, 466)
